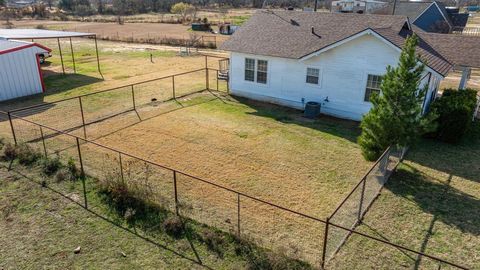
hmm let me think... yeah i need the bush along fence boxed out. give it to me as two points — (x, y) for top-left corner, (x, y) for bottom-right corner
(1, 76), (468, 269)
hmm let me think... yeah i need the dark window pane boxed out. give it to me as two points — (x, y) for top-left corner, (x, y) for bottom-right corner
(257, 71), (267, 84)
(306, 75), (319, 84)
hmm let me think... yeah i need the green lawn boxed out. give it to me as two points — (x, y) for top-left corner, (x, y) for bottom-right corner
(328, 123), (480, 269)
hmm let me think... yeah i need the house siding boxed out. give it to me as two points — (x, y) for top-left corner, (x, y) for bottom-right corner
(229, 34), (437, 121)
(414, 4), (448, 32)
(0, 46), (44, 101)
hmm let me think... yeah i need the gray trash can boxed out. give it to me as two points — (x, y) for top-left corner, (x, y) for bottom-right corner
(304, 101), (321, 118)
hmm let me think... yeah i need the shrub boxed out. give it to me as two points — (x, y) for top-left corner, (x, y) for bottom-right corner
(55, 169), (70, 182)
(16, 144), (41, 166)
(67, 158), (81, 179)
(2, 143), (17, 160)
(41, 156), (62, 175)
(162, 216), (184, 238)
(430, 88), (478, 143)
(199, 229), (225, 256)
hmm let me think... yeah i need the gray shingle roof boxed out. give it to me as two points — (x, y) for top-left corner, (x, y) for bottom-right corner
(220, 10), (457, 76)
(417, 32), (480, 68)
(221, 10), (408, 59)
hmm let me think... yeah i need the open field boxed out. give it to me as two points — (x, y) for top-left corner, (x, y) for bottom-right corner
(8, 20), (230, 47)
(328, 123), (480, 269)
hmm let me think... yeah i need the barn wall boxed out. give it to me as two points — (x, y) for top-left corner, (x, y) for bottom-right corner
(229, 34), (436, 121)
(0, 46), (44, 101)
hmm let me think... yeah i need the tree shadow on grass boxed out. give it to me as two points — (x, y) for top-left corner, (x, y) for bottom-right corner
(230, 96), (361, 143)
(406, 122), (480, 184)
(386, 163), (480, 236)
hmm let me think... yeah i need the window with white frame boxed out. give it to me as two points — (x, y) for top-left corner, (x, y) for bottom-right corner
(245, 58), (255, 82)
(244, 58), (268, 84)
(306, 67), (320, 85)
(364, 74), (383, 102)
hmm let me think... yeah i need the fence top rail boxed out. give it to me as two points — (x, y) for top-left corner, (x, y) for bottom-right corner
(9, 67), (208, 114)
(3, 110), (468, 269)
(329, 146), (393, 219)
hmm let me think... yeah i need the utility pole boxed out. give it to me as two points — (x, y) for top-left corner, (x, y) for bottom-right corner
(392, 0), (397, 15)
(314, 0), (318, 11)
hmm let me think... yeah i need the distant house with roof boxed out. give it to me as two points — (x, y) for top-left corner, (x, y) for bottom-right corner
(374, 1), (470, 33)
(220, 11), (480, 121)
(331, 0), (388, 13)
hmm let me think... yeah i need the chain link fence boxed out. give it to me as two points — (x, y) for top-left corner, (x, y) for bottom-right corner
(0, 68), (468, 269)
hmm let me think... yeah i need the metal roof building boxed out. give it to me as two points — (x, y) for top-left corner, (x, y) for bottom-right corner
(0, 40), (51, 101)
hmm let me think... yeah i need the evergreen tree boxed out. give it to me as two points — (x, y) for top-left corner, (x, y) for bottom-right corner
(358, 34), (434, 161)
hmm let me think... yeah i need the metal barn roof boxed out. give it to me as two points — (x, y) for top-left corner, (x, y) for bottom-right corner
(0, 40), (51, 54)
(0, 29), (95, 39)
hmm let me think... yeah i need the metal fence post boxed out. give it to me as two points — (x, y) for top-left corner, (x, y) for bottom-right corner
(173, 170), (179, 215)
(322, 217), (330, 269)
(206, 68), (209, 90)
(237, 193), (241, 237)
(78, 96), (87, 139)
(216, 70), (219, 91)
(76, 137), (87, 209)
(7, 112), (17, 145)
(39, 126), (47, 158)
(358, 178), (367, 222)
(119, 152), (125, 184)
(131, 85), (136, 110)
(172, 75), (176, 99)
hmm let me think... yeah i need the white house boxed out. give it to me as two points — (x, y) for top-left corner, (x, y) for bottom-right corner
(220, 11), (479, 121)
(331, 0), (388, 13)
(0, 40), (51, 101)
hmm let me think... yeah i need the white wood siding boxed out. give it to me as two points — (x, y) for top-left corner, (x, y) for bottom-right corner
(229, 34), (437, 121)
(0, 46), (44, 101)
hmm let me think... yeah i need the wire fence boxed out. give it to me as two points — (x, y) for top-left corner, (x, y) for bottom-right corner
(1, 67), (468, 269)
(324, 146), (407, 263)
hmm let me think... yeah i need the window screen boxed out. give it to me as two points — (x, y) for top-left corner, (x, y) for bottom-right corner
(306, 68), (320, 85)
(364, 74), (383, 102)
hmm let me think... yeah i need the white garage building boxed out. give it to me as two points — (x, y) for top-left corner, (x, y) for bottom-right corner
(0, 39), (51, 101)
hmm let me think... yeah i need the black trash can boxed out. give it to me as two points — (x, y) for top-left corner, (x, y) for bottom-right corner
(304, 101), (321, 119)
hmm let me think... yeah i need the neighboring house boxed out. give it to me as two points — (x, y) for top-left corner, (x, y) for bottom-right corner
(0, 40), (51, 101)
(375, 1), (469, 33)
(220, 11), (480, 121)
(331, 0), (388, 13)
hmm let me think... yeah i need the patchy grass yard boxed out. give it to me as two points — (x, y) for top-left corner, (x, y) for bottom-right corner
(328, 123), (480, 269)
